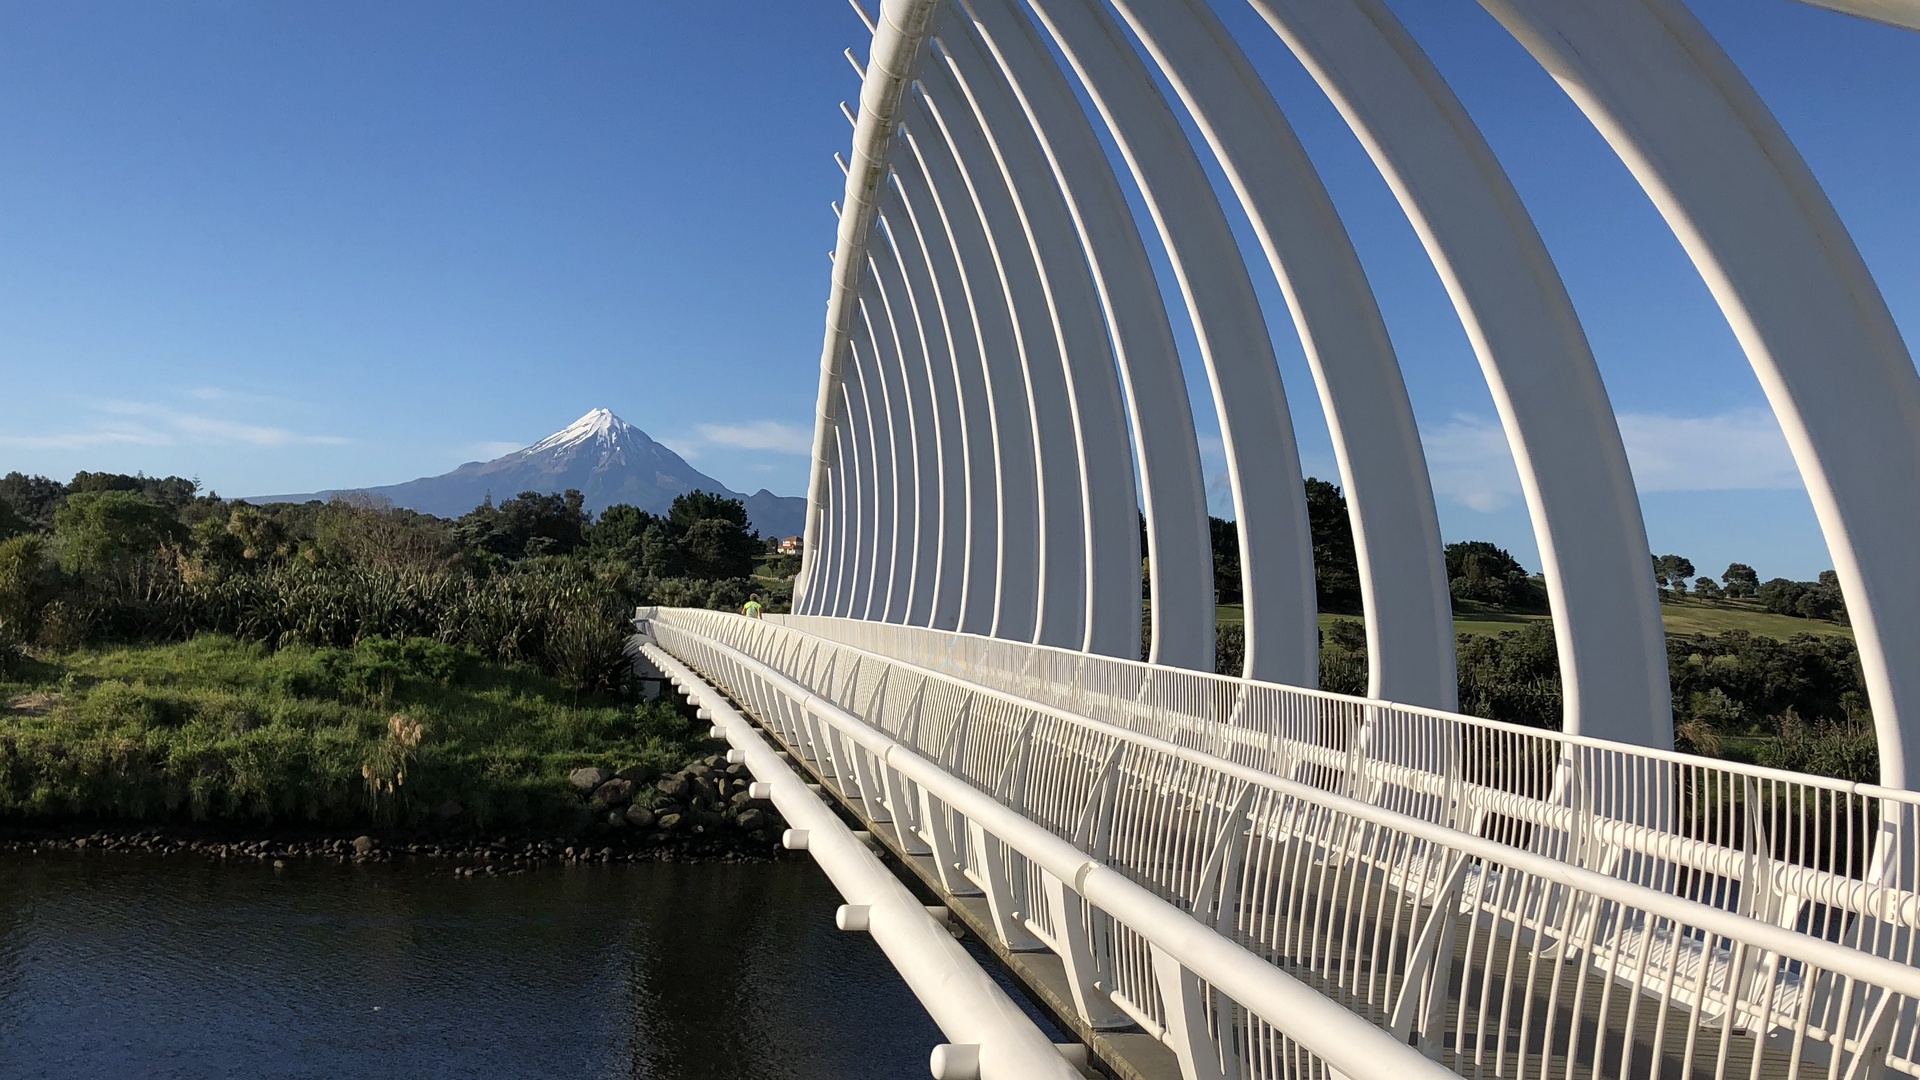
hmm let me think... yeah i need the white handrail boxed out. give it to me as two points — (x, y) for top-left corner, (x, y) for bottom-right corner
(645, 644), (1081, 1080)
(646, 608), (1920, 1080)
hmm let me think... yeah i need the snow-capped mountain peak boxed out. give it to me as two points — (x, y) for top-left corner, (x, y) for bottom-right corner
(244, 407), (807, 538)
(520, 408), (642, 457)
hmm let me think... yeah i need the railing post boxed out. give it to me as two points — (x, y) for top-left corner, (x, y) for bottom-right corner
(1041, 871), (1132, 1029)
(1149, 943), (1227, 1080)
(967, 820), (1046, 951)
(916, 786), (977, 896)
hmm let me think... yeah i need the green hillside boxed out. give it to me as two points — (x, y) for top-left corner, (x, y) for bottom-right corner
(1211, 600), (1851, 641)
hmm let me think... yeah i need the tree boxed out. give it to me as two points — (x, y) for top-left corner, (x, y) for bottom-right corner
(669, 490), (752, 535)
(1304, 478), (1362, 615)
(1209, 517), (1241, 603)
(1652, 554), (1696, 597)
(453, 490), (586, 560)
(639, 521), (687, 578)
(0, 473), (64, 530)
(0, 499), (26, 541)
(683, 516), (759, 579)
(587, 504), (657, 564)
(318, 496), (452, 569)
(1693, 576), (1724, 600)
(52, 491), (187, 575)
(1445, 541), (1543, 611)
(1722, 563), (1760, 599)
(0, 534), (52, 644)
(1756, 573), (1848, 624)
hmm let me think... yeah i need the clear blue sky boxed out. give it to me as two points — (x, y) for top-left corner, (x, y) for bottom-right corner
(0, 1), (1912, 582)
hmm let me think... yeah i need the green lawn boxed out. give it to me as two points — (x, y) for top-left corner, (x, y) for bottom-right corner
(1208, 599), (1849, 641)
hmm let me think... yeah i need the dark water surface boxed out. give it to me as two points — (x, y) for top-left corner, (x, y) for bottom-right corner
(0, 852), (951, 1079)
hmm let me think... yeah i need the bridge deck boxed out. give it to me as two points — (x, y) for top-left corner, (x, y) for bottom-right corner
(642, 610), (1920, 1080)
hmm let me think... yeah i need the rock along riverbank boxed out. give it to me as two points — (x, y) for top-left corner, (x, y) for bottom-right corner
(0, 754), (795, 874)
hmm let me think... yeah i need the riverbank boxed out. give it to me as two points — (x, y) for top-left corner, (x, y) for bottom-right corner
(0, 818), (790, 872)
(0, 635), (793, 848)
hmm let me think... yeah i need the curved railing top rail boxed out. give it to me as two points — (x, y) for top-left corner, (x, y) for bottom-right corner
(766, 611), (1920, 807)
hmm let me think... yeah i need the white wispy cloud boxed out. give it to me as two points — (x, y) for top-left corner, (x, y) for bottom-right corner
(692, 419), (814, 456)
(0, 397), (352, 451)
(469, 440), (529, 460)
(1418, 408), (1801, 512)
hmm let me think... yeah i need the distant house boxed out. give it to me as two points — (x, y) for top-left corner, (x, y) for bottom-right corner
(778, 536), (802, 554)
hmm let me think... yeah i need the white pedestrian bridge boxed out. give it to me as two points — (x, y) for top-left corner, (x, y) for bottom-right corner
(637, 608), (1920, 1080)
(639, 0), (1920, 1075)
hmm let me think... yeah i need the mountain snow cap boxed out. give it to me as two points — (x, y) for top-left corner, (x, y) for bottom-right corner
(521, 408), (639, 456)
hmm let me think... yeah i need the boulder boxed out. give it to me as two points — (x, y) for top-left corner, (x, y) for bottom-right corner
(735, 808), (766, 832)
(729, 790), (754, 810)
(570, 767), (612, 794)
(624, 805), (657, 829)
(592, 778), (635, 807)
(657, 813), (684, 831)
(352, 835), (375, 857)
(655, 774), (690, 800)
(606, 810), (626, 829)
(614, 765), (654, 786)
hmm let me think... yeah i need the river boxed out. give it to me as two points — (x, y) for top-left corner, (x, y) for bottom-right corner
(0, 851), (998, 1079)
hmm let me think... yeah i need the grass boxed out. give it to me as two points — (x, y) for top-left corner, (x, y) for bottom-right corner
(0, 635), (702, 829)
(1208, 599), (1850, 641)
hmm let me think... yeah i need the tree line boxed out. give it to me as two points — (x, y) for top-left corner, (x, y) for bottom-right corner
(0, 471), (778, 690)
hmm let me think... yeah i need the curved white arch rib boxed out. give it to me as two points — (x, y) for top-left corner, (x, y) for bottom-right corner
(798, 0), (941, 612)
(848, 307), (893, 620)
(871, 213), (946, 626)
(881, 177), (974, 630)
(930, 23), (1140, 659)
(861, 245), (922, 623)
(897, 100), (1042, 638)
(891, 136), (1004, 634)
(1481, 0), (1920, 786)
(820, 417), (855, 616)
(916, 59), (1086, 649)
(1109, 0), (1455, 708)
(1245, 0), (1670, 746)
(832, 335), (874, 617)
(1022, 0), (1318, 686)
(958, 0), (1216, 672)
(903, 91), (1051, 643)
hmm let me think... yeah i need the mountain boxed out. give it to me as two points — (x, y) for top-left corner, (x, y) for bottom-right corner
(249, 409), (807, 539)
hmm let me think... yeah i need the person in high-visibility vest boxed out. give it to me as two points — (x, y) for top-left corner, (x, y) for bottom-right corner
(741, 594), (763, 619)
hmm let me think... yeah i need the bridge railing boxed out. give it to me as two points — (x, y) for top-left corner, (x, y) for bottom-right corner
(767, 613), (1920, 961)
(645, 608), (1920, 1080)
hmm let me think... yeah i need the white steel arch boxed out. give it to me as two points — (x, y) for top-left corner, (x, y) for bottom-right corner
(877, 182), (969, 629)
(797, 0), (1919, 790)
(958, 0), (1217, 674)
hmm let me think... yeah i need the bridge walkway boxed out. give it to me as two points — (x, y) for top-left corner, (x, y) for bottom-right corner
(639, 608), (1920, 1080)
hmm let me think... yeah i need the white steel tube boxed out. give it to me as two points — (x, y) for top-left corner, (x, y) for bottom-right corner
(861, 250), (920, 624)
(957, 0), (1216, 672)
(1479, 0), (1920, 789)
(871, 214), (944, 627)
(1109, 0), (1456, 708)
(1243, 0), (1670, 746)
(642, 645), (1082, 1080)
(912, 69), (1083, 648)
(1020, 0), (1319, 686)
(928, 26), (1140, 659)
(799, 0), (943, 609)
(889, 144), (1003, 635)
(897, 97), (1043, 642)
(878, 183), (969, 630)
